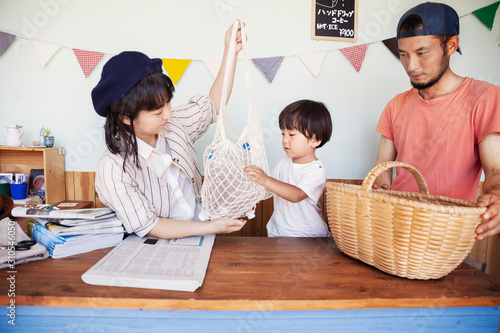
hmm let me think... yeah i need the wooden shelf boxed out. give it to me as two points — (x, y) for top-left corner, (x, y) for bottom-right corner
(0, 146), (65, 204)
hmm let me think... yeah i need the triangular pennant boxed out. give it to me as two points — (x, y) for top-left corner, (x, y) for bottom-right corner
(473, 1), (500, 30)
(298, 51), (327, 77)
(382, 37), (399, 59)
(0, 32), (16, 55)
(339, 44), (369, 72)
(72, 49), (104, 78)
(202, 59), (222, 79)
(162, 59), (192, 85)
(30, 40), (61, 67)
(251, 56), (284, 82)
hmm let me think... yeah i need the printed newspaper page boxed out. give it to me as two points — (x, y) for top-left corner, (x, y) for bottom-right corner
(81, 234), (215, 292)
(34, 216), (124, 235)
(11, 207), (115, 220)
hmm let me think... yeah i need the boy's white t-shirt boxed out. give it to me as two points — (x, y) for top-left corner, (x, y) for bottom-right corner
(266, 156), (330, 237)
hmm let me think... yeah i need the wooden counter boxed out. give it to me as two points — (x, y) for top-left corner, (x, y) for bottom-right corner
(1, 237), (500, 332)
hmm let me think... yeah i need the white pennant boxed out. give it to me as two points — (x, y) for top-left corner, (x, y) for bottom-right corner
(30, 40), (61, 67)
(298, 51), (327, 77)
(202, 59), (222, 79)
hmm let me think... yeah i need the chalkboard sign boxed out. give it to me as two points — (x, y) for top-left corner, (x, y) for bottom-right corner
(311, 0), (358, 42)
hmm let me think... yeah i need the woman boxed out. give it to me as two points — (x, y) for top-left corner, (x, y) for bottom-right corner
(91, 22), (246, 239)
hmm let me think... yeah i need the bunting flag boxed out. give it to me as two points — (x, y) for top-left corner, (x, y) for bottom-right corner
(0, 2), (497, 81)
(382, 38), (399, 60)
(0, 32), (15, 55)
(298, 51), (328, 77)
(339, 44), (369, 72)
(473, 1), (500, 30)
(202, 59), (222, 79)
(162, 59), (192, 85)
(251, 56), (284, 82)
(72, 49), (104, 78)
(30, 40), (61, 67)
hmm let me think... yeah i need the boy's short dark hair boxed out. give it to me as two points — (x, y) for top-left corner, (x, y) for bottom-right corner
(278, 100), (332, 148)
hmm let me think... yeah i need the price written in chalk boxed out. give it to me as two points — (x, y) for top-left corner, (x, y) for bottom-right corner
(339, 28), (354, 37)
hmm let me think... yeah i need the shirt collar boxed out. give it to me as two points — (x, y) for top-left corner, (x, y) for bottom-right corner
(136, 132), (169, 160)
(136, 136), (155, 160)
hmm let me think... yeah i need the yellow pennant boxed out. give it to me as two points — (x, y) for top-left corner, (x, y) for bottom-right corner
(162, 59), (192, 85)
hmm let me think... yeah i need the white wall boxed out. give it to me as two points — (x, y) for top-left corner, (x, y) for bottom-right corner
(0, 0), (499, 179)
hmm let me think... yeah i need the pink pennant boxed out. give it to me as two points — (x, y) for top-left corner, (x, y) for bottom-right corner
(73, 49), (104, 78)
(340, 44), (369, 72)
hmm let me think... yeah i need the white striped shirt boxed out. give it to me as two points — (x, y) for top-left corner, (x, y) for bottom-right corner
(95, 94), (216, 237)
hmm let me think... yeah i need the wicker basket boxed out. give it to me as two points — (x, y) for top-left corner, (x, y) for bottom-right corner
(325, 161), (486, 280)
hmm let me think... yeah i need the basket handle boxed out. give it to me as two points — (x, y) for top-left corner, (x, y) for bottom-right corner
(360, 161), (429, 194)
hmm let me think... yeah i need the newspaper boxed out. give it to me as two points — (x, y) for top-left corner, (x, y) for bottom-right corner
(12, 207), (115, 220)
(81, 234), (215, 292)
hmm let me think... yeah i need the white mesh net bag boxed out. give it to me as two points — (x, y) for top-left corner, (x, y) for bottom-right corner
(201, 20), (272, 220)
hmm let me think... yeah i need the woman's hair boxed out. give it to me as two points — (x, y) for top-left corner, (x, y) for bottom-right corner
(278, 99), (332, 148)
(104, 72), (175, 170)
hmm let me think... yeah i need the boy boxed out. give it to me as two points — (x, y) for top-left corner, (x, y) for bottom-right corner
(244, 100), (333, 237)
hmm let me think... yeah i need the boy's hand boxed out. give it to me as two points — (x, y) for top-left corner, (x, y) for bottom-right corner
(244, 165), (269, 186)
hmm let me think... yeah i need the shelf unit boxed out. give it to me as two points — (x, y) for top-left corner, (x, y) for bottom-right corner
(0, 146), (66, 204)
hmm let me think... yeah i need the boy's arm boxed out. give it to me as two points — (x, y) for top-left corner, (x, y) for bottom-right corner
(261, 177), (308, 203)
(244, 165), (307, 203)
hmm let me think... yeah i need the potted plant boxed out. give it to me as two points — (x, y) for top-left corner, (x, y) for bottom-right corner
(40, 127), (54, 147)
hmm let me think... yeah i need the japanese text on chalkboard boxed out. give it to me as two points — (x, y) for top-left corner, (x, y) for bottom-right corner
(312, 0), (358, 42)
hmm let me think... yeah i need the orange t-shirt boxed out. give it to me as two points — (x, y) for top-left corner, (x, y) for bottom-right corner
(376, 78), (500, 202)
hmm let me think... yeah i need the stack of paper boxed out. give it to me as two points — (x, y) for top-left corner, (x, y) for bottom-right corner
(36, 216), (124, 236)
(30, 223), (123, 258)
(12, 207), (124, 258)
(12, 206), (116, 222)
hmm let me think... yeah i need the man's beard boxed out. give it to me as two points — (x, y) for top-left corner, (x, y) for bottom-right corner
(410, 55), (449, 90)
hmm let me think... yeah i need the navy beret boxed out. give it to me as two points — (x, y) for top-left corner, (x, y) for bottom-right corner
(91, 51), (164, 117)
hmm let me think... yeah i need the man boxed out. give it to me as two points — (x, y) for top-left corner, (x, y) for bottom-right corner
(373, 2), (500, 240)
